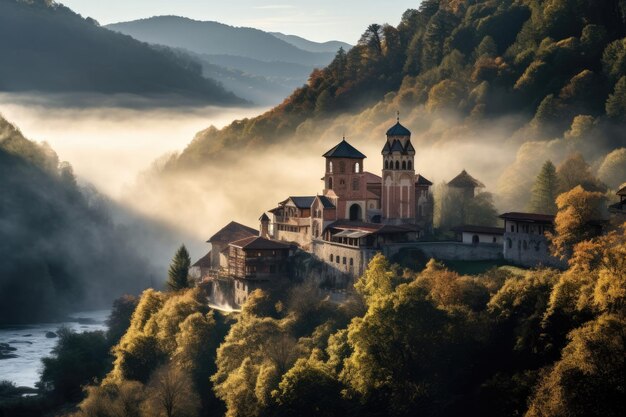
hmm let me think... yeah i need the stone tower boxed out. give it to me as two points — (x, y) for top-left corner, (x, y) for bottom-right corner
(322, 138), (368, 221)
(381, 117), (416, 222)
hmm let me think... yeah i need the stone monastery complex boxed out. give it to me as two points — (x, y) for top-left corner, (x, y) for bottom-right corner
(192, 117), (626, 306)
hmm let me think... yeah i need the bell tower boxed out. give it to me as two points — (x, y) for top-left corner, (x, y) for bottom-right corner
(381, 114), (415, 221)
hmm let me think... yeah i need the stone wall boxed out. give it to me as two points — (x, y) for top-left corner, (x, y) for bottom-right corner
(383, 242), (503, 261)
(503, 232), (566, 268)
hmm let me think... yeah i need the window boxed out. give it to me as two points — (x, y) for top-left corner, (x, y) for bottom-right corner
(339, 161), (346, 173)
(349, 258), (354, 266)
(385, 160), (389, 169)
(493, 237), (497, 243)
(523, 240), (528, 250)
(395, 160), (400, 170)
(354, 162), (360, 173)
(510, 225), (514, 232)
(340, 179), (345, 185)
(352, 178), (359, 191)
(329, 161), (333, 173)
(507, 238), (512, 248)
(402, 161), (407, 170)
(330, 254), (333, 262)
(408, 161), (412, 170)
(328, 178), (333, 189)
(343, 257), (346, 264)
(336, 256), (340, 264)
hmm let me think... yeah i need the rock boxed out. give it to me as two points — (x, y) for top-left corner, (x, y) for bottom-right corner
(45, 331), (57, 338)
(0, 353), (18, 360)
(22, 334), (32, 337)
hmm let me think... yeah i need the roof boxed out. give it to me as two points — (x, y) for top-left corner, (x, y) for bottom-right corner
(452, 225), (505, 235)
(390, 140), (404, 153)
(609, 200), (626, 211)
(448, 170), (485, 188)
(192, 251), (212, 268)
(208, 221), (258, 243)
(364, 171), (382, 184)
(415, 174), (433, 186)
(381, 141), (391, 154)
(259, 213), (270, 222)
(316, 195), (336, 209)
(499, 212), (555, 223)
(386, 121), (411, 136)
(323, 139), (366, 159)
(229, 236), (292, 250)
(617, 183), (626, 196)
(286, 196), (315, 209)
(327, 220), (420, 234)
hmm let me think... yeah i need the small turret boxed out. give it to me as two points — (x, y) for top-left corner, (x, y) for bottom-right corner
(259, 213), (270, 238)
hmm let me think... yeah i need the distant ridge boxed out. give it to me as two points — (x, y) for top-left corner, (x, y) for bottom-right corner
(270, 32), (352, 54)
(0, 1), (244, 105)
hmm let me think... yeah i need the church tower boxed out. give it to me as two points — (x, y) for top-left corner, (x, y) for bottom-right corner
(381, 115), (416, 222)
(322, 138), (368, 221)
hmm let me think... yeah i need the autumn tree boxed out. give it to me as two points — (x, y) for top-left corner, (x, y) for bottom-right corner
(143, 365), (200, 417)
(167, 245), (191, 291)
(528, 160), (558, 214)
(597, 148), (626, 189)
(556, 153), (606, 193)
(550, 185), (606, 258)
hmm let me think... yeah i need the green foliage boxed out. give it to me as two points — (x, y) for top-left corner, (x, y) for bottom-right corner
(167, 245), (191, 291)
(106, 295), (140, 344)
(40, 328), (112, 402)
(606, 76), (626, 119)
(528, 160), (558, 214)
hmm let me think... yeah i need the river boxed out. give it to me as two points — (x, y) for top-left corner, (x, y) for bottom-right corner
(0, 310), (110, 388)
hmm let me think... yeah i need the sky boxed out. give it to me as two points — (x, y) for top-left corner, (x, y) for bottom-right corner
(59, 0), (421, 43)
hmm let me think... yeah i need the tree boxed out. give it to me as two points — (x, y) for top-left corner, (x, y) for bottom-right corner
(597, 148), (626, 189)
(556, 153), (606, 193)
(529, 160), (558, 214)
(167, 245), (191, 291)
(550, 185), (606, 258)
(106, 294), (139, 344)
(143, 365), (200, 417)
(606, 76), (626, 120)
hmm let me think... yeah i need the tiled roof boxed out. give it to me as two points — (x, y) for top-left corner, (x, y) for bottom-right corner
(452, 225), (504, 235)
(288, 196), (315, 209)
(386, 121), (411, 136)
(381, 141), (391, 155)
(326, 220), (420, 234)
(617, 183), (626, 196)
(364, 171), (382, 184)
(448, 170), (485, 188)
(499, 212), (555, 223)
(316, 195), (336, 209)
(229, 236), (292, 250)
(415, 174), (432, 186)
(208, 221), (258, 243)
(323, 139), (366, 159)
(192, 251), (212, 267)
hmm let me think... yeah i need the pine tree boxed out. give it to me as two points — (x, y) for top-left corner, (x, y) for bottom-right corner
(167, 245), (191, 291)
(528, 160), (558, 214)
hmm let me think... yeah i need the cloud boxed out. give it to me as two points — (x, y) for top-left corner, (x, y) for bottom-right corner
(253, 4), (296, 9)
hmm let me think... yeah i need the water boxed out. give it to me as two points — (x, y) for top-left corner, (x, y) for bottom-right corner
(0, 310), (109, 388)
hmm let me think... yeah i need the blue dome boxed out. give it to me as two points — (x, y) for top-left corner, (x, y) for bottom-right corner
(386, 121), (411, 136)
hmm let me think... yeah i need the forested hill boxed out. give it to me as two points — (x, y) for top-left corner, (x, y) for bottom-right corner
(165, 0), (626, 168)
(0, 115), (159, 324)
(0, 0), (244, 104)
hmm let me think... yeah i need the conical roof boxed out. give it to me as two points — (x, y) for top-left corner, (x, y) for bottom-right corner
(448, 170), (485, 188)
(323, 139), (366, 159)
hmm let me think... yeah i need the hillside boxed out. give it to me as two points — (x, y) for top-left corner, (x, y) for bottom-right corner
(0, 114), (162, 324)
(144, 0), (626, 213)
(105, 16), (348, 104)
(270, 32), (352, 53)
(0, 0), (243, 105)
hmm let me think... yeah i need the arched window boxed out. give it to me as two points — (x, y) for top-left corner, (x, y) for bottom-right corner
(330, 254), (333, 262)
(343, 257), (346, 265)
(339, 161), (346, 173)
(384, 160), (389, 169)
(395, 160), (400, 170)
(408, 160), (412, 170)
(349, 258), (354, 266)
(329, 161), (333, 173)
(354, 162), (360, 173)
(402, 161), (407, 170)
(352, 178), (359, 191)
(472, 235), (479, 244)
(328, 177), (333, 189)
(507, 238), (512, 248)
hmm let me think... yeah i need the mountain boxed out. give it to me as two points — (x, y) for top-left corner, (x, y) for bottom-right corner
(140, 0), (626, 219)
(270, 32), (352, 53)
(105, 16), (347, 104)
(0, 0), (244, 105)
(0, 114), (185, 324)
(106, 16), (335, 65)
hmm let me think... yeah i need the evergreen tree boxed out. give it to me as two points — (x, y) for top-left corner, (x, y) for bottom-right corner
(529, 160), (558, 214)
(167, 245), (191, 291)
